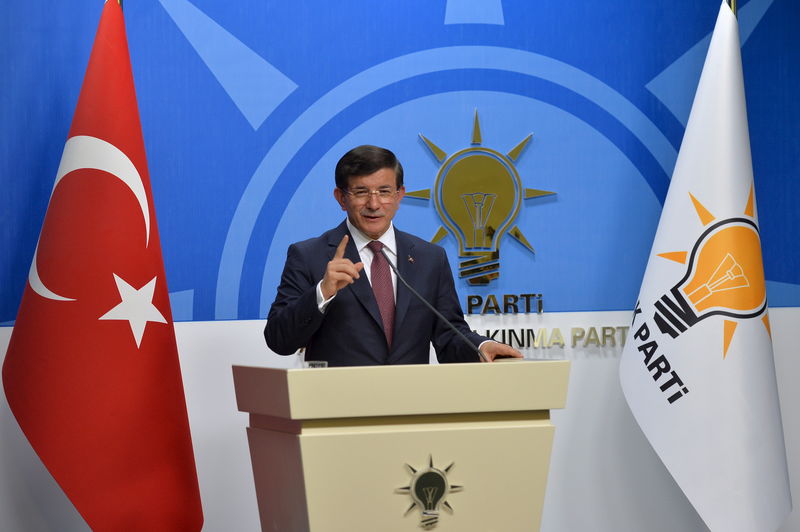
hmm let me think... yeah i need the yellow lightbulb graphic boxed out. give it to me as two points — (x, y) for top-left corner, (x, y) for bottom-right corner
(435, 147), (521, 283)
(407, 110), (555, 285)
(654, 218), (766, 339)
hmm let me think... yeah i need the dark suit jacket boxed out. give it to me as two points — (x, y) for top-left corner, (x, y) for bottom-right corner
(264, 221), (486, 366)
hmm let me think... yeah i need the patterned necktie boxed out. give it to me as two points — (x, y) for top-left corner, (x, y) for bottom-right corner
(367, 240), (395, 347)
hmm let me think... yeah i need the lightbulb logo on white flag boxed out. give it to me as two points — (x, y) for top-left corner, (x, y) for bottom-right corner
(648, 201), (767, 352)
(620, 2), (791, 532)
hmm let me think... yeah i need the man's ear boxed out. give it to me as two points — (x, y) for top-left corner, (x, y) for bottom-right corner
(333, 187), (346, 210)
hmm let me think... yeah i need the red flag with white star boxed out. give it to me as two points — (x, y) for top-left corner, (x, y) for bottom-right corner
(2, 2), (203, 530)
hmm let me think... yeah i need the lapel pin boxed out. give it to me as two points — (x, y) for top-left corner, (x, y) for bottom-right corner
(408, 255), (415, 264)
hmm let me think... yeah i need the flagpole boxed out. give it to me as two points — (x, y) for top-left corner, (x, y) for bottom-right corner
(727, 0), (737, 17)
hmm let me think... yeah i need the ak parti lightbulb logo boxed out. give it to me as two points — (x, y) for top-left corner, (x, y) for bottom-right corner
(406, 110), (555, 285)
(653, 189), (769, 358)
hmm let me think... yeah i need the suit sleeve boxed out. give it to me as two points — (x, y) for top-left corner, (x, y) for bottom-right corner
(430, 247), (488, 363)
(264, 244), (327, 355)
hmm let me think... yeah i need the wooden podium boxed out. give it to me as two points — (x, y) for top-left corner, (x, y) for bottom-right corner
(232, 360), (570, 532)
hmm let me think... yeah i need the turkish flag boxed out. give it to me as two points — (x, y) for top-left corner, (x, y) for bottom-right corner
(2, 3), (203, 530)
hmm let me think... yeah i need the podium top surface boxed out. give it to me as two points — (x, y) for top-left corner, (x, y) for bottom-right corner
(232, 360), (569, 420)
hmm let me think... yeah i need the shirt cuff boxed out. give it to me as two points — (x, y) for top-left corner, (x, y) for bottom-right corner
(316, 281), (336, 312)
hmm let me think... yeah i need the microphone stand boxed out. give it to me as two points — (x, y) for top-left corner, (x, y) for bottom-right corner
(380, 249), (488, 362)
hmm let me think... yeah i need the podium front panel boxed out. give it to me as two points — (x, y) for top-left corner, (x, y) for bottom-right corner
(248, 411), (554, 532)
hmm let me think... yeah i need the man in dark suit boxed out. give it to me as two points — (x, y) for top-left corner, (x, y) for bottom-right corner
(264, 145), (522, 366)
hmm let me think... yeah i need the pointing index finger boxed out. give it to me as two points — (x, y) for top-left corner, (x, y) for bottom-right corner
(334, 234), (349, 259)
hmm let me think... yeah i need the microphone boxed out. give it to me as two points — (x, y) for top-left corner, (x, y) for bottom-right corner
(380, 249), (488, 362)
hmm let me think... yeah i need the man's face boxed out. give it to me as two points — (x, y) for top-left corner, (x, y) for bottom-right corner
(334, 167), (405, 240)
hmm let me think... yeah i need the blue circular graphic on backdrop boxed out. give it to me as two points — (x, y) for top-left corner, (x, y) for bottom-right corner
(259, 90), (662, 316)
(216, 46), (676, 319)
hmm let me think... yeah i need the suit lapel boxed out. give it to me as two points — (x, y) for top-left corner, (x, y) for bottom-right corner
(327, 223), (385, 334)
(393, 231), (416, 337)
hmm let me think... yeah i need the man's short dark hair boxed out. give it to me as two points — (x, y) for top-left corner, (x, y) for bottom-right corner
(335, 145), (404, 190)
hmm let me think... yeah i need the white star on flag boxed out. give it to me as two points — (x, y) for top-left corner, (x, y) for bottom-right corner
(99, 274), (167, 348)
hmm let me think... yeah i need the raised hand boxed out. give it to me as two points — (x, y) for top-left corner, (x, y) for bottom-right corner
(320, 235), (365, 300)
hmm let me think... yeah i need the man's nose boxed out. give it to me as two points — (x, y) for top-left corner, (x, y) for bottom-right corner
(366, 193), (381, 208)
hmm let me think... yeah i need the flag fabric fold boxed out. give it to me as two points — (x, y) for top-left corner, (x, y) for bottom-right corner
(619, 2), (791, 531)
(2, 2), (203, 530)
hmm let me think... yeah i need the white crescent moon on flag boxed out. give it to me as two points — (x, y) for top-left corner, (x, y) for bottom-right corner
(29, 135), (151, 301)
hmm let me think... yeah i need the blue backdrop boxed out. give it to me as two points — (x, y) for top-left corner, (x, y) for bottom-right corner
(2, 0), (798, 323)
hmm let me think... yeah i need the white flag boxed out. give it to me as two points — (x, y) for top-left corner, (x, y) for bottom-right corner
(619, 2), (792, 531)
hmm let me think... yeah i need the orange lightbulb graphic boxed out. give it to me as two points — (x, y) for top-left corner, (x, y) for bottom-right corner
(654, 218), (766, 338)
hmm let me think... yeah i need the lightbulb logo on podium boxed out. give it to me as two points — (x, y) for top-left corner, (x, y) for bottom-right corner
(396, 455), (463, 529)
(406, 110), (555, 285)
(652, 189), (769, 359)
